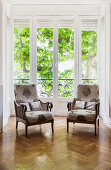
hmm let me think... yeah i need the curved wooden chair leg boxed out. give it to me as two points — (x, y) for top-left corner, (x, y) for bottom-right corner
(98, 119), (99, 127)
(16, 120), (18, 130)
(95, 122), (96, 136)
(51, 119), (54, 133)
(25, 124), (28, 137)
(67, 119), (69, 133)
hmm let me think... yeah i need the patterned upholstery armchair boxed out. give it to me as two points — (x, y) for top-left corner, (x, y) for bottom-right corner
(14, 84), (54, 137)
(67, 85), (100, 135)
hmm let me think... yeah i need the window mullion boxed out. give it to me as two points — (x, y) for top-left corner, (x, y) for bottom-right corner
(78, 17), (82, 85)
(30, 17), (37, 84)
(53, 21), (58, 99)
(74, 15), (80, 97)
(10, 19), (15, 115)
(97, 17), (100, 86)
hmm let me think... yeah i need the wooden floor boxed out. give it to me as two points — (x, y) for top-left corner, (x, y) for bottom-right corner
(0, 117), (111, 170)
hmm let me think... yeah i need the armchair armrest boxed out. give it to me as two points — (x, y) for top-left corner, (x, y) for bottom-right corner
(49, 102), (53, 112)
(67, 98), (81, 111)
(67, 102), (74, 111)
(14, 101), (27, 119)
(40, 101), (53, 112)
(95, 102), (100, 116)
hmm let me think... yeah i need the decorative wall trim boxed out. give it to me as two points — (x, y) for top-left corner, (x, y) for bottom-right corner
(11, 4), (104, 17)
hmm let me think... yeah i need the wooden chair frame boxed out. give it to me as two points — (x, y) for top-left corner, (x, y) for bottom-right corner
(67, 101), (100, 136)
(14, 101), (54, 137)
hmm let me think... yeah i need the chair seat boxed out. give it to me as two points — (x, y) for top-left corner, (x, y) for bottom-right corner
(25, 110), (53, 124)
(67, 109), (96, 122)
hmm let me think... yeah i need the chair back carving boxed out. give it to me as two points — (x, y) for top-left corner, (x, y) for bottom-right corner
(14, 84), (38, 103)
(77, 84), (99, 102)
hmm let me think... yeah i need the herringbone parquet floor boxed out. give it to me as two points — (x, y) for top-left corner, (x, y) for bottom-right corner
(0, 117), (111, 170)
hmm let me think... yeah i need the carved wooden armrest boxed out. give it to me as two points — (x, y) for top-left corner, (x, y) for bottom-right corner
(40, 101), (53, 112)
(67, 102), (74, 111)
(95, 102), (100, 117)
(48, 102), (53, 112)
(14, 101), (27, 119)
(67, 98), (81, 111)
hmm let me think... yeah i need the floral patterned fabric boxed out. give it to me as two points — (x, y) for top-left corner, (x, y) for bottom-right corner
(25, 111), (53, 124)
(14, 84), (38, 103)
(77, 85), (99, 102)
(67, 109), (96, 122)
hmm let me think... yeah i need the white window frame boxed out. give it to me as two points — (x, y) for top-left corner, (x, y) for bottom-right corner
(35, 15), (76, 99)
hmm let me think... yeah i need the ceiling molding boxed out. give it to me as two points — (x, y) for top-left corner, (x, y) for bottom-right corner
(10, 4), (104, 17)
(5, 0), (105, 5)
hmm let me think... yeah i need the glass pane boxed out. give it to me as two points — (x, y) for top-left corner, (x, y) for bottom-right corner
(81, 31), (97, 84)
(58, 28), (74, 97)
(14, 28), (30, 84)
(37, 28), (53, 97)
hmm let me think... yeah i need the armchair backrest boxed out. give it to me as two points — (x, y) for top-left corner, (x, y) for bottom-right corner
(77, 84), (99, 102)
(14, 84), (38, 103)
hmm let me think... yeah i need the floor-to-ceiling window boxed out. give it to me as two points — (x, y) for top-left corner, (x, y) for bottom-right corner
(13, 16), (99, 114)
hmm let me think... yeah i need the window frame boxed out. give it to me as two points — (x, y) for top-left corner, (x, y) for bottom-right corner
(13, 15), (100, 99)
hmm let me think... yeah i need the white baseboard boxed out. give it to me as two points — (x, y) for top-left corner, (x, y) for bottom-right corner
(10, 113), (15, 116)
(102, 113), (111, 128)
(100, 113), (104, 119)
(3, 117), (8, 128)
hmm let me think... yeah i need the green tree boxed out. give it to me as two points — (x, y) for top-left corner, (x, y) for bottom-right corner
(14, 28), (30, 80)
(81, 31), (97, 83)
(14, 28), (97, 96)
(37, 28), (53, 79)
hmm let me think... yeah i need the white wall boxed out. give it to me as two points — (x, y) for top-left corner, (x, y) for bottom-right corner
(101, 0), (111, 127)
(1, 1), (11, 127)
(0, 0), (2, 85)
(0, 1), (3, 131)
(2, 1), (111, 127)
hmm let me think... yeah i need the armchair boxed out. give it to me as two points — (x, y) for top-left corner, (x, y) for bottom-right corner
(14, 84), (54, 137)
(67, 85), (100, 135)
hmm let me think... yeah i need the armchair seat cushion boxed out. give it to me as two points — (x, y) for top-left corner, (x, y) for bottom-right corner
(25, 111), (53, 124)
(67, 109), (96, 122)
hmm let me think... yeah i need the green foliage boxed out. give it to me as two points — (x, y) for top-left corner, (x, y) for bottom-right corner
(58, 28), (74, 79)
(82, 31), (97, 60)
(37, 28), (74, 79)
(58, 80), (74, 97)
(81, 31), (97, 80)
(14, 28), (30, 79)
(58, 28), (74, 62)
(14, 27), (97, 97)
(37, 28), (53, 79)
